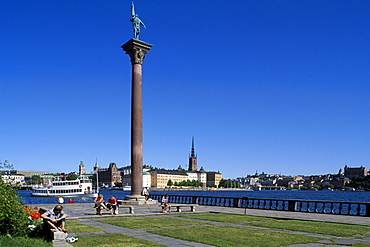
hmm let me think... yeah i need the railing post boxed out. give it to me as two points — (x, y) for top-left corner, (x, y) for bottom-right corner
(192, 196), (199, 204)
(288, 200), (296, 212)
(365, 203), (370, 217)
(233, 198), (240, 208)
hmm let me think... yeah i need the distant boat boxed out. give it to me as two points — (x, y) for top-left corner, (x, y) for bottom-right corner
(31, 178), (98, 197)
(122, 186), (131, 191)
(322, 187), (333, 191)
(253, 184), (262, 191)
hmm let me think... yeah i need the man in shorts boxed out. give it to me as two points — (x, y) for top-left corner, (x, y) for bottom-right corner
(41, 205), (68, 232)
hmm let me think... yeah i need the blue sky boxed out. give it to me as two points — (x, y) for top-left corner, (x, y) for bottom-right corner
(1, 0), (369, 179)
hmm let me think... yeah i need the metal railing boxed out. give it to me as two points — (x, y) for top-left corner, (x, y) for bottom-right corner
(150, 194), (370, 216)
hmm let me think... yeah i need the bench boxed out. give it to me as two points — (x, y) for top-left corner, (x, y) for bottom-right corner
(118, 205), (134, 214)
(161, 203), (197, 212)
(116, 200), (134, 214)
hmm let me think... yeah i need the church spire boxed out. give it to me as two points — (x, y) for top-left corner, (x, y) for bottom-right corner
(94, 158), (99, 171)
(190, 136), (196, 158)
(188, 136), (198, 171)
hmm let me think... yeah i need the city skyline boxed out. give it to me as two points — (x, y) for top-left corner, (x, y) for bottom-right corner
(1, 1), (370, 179)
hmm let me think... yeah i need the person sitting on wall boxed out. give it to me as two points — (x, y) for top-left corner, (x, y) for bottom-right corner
(41, 205), (68, 232)
(94, 194), (109, 215)
(142, 187), (150, 201)
(107, 196), (118, 215)
(161, 194), (171, 213)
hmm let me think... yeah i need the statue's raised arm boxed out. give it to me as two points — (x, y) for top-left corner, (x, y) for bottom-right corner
(130, 2), (146, 40)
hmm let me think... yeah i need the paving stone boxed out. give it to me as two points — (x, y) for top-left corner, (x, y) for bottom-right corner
(287, 244), (324, 247)
(105, 229), (125, 233)
(324, 245), (346, 247)
(318, 239), (333, 244)
(52, 240), (73, 247)
(143, 237), (168, 242)
(333, 239), (361, 244)
(160, 240), (193, 245)
(185, 242), (214, 247)
(305, 234), (333, 239)
(168, 245), (193, 247)
(124, 232), (145, 237)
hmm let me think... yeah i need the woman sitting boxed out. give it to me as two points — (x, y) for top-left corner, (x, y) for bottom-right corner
(93, 194), (109, 215)
(107, 196), (118, 215)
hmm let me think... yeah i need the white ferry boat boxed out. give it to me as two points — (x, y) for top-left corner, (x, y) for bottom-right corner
(31, 178), (98, 197)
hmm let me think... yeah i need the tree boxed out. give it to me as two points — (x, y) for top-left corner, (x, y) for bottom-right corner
(31, 175), (41, 185)
(348, 175), (370, 190)
(0, 161), (29, 236)
(114, 182), (122, 187)
(167, 179), (173, 187)
(66, 174), (78, 180)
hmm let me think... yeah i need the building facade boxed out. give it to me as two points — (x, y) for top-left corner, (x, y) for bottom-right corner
(79, 160), (86, 175)
(96, 163), (121, 187)
(150, 169), (188, 188)
(1, 172), (25, 185)
(344, 165), (368, 179)
(206, 171), (222, 187)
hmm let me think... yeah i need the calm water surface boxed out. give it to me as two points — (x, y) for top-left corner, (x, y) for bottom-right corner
(18, 189), (369, 205)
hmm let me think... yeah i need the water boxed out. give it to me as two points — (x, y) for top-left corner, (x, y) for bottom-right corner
(18, 189), (369, 205)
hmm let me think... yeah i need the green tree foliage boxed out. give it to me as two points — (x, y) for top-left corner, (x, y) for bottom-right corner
(31, 175), (41, 184)
(167, 179), (173, 187)
(176, 180), (203, 187)
(0, 161), (29, 236)
(322, 183), (334, 189)
(219, 179), (241, 188)
(114, 182), (123, 187)
(348, 175), (370, 190)
(66, 174), (78, 180)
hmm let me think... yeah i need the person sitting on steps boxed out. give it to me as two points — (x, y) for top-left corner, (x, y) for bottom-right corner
(41, 205), (68, 232)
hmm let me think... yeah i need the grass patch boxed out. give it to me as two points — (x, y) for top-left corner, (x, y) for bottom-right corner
(250, 219), (370, 237)
(98, 216), (205, 229)
(179, 213), (275, 224)
(0, 235), (51, 247)
(68, 221), (105, 233)
(151, 225), (320, 247)
(70, 233), (164, 247)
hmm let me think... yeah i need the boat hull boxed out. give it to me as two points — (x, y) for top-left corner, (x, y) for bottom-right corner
(31, 192), (98, 197)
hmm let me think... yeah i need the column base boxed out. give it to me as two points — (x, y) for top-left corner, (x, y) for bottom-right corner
(122, 195), (146, 205)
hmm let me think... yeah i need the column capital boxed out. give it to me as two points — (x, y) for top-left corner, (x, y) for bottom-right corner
(121, 39), (153, 65)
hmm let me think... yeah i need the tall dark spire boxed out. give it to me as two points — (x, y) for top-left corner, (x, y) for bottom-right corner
(190, 136), (196, 158)
(188, 136), (198, 171)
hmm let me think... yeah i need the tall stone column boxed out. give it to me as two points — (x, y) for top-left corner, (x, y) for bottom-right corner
(121, 39), (152, 202)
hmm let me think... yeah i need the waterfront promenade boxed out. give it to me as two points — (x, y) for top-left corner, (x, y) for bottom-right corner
(36, 203), (370, 225)
(34, 203), (370, 247)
